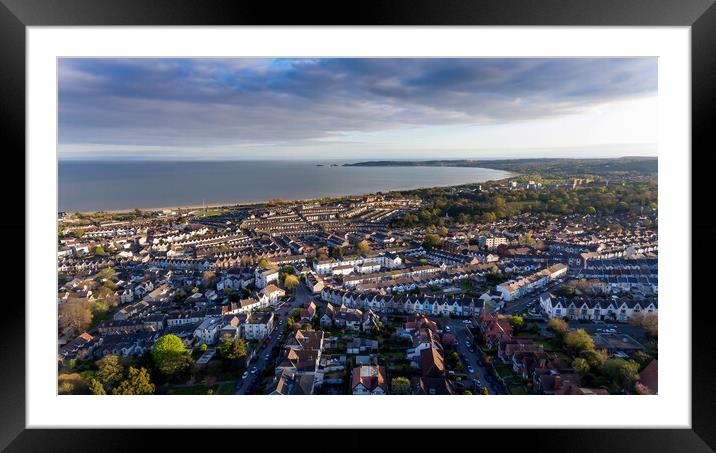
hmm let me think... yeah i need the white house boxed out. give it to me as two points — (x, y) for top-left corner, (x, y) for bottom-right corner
(193, 317), (224, 345)
(255, 268), (279, 289)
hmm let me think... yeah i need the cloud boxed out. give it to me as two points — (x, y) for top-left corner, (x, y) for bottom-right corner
(58, 58), (657, 156)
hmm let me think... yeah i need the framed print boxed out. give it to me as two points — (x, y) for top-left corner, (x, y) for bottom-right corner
(1, 0), (714, 451)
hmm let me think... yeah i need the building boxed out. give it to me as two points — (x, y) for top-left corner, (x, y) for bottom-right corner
(255, 268), (279, 289)
(351, 365), (387, 395)
(243, 311), (275, 340)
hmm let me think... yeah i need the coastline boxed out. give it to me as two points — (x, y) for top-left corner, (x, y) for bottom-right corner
(61, 170), (518, 215)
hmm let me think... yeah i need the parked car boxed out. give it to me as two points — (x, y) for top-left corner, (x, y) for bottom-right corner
(467, 366), (475, 374)
(444, 326), (451, 332)
(251, 366), (258, 374)
(241, 371), (249, 379)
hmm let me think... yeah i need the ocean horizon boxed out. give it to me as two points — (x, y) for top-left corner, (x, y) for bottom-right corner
(58, 160), (513, 212)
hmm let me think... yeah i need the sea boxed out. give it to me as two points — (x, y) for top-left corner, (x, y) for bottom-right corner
(58, 160), (513, 212)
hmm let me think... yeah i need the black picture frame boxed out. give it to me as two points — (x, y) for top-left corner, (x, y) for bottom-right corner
(1, 0), (713, 451)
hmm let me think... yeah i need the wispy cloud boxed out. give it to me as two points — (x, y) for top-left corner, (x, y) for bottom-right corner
(58, 58), (657, 159)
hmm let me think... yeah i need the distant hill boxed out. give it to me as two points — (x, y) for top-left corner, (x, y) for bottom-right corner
(345, 157), (657, 178)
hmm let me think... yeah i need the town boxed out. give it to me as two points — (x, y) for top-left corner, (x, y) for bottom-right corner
(57, 167), (658, 396)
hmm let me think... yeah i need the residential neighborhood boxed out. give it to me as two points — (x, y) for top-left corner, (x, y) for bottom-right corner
(57, 171), (658, 396)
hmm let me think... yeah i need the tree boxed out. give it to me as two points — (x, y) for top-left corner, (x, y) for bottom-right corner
(59, 299), (92, 336)
(480, 387), (489, 395)
(258, 257), (275, 270)
(218, 338), (248, 361)
(507, 315), (524, 330)
(422, 234), (442, 251)
(547, 317), (568, 335)
(572, 357), (590, 375)
(94, 245), (106, 256)
(564, 328), (594, 353)
(97, 267), (116, 280)
(96, 355), (125, 386)
(629, 312), (658, 338)
(329, 246), (344, 259)
(356, 240), (372, 256)
(602, 358), (641, 391)
(151, 334), (192, 376)
(284, 274), (300, 290)
(202, 270), (217, 287)
(112, 367), (156, 395)
(391, 377), (411, 395)
(480, 212), (497, 224)
(582, 348), (608, 369)
(199, 343), (208, 353)
(438, 226), (449, 236)
(58, 373), (88, 394)
(88, 377), (107, 395)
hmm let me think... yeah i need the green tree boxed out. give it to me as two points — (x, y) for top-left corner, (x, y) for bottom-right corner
(572, 357), (590, 375)
(438, 226), (449, 236)
(629, 312), (658, 338)
(422, 234), (442, 251)
(112, 367), (156, 395)
(480, 387), (489, 395)
(356, 240), (372, 256)
(507, 315), (525, 330)
(602, 358), (641, 391)
(391, 376), (411, 395)
(88, 377), (107, 395)
(94, 245), (106, 256)
(547, 317), (568, 335)
(284, 274), (300, 290)
(97, 267), (116, 280)
(329, 246), (343, 258)
(564, 328), (595, 353)
(151, 334), (192, 376)
(480, 212), (497, 224)
(218, 338), (248, 361)
(199, 343), (208, 353)
(59, 299), (92, 337)
(96, 355), (125, 385)
(582, 348), (608, 369)
(202, 270), (217, 287)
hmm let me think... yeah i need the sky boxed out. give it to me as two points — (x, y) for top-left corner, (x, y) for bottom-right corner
(58, 58), (658, 161)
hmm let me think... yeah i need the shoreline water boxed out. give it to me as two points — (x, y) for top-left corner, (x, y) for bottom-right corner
(58, 160), (516, 214)
(67, 174), (518, 215)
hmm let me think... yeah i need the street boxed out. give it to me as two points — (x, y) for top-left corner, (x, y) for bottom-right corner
(233, 283), (313, 394)
(447, 318), (500, 395)
(500, 278), (566, 315)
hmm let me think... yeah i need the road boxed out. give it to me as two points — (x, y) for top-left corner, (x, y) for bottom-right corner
(499, 278), (566, 315)
(234, 283), (314, 394)
(447, 319), (500, 395)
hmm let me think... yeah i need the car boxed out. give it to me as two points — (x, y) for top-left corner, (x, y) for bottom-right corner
(251, 366), (258, 374)
(467, 366), (475, 374)
(474, 378), (482, 387)
(241, 371), (249, 379)
(444, 326), (451, 332)
(464, 341), (471, 347)
(462, 319), (472, 324)
(264, 354), (271, 360)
